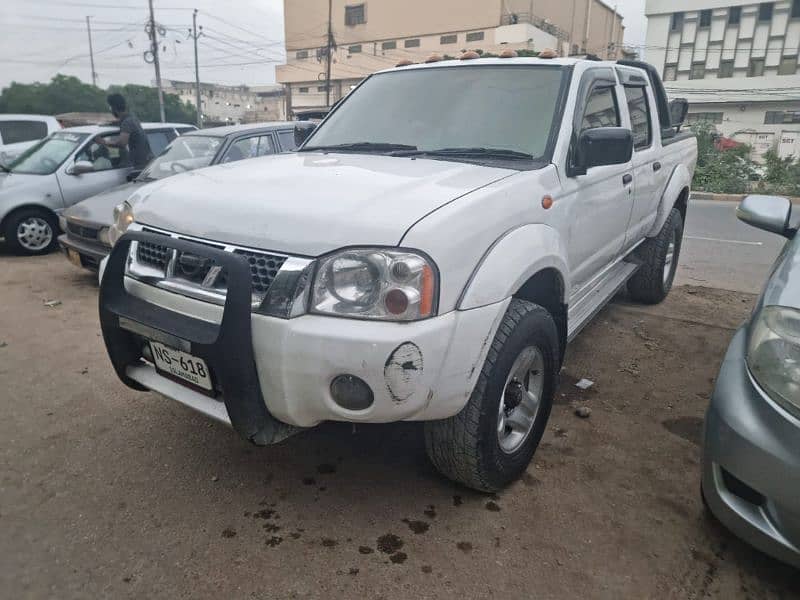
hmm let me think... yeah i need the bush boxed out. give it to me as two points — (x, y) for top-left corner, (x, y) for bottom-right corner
(757, 150), (800, 197)
(690, 121), (755, 194)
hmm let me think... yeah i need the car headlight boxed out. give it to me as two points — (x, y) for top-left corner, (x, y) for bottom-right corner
(747, 305), (800, 416)
(108, 201), (134, 246)
(310, 248), (437, 321)
(97, 227), (111, 247)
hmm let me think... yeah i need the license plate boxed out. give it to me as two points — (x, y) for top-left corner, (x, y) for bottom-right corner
(67, 248), (81, 267)
(149, 341), (213, 392)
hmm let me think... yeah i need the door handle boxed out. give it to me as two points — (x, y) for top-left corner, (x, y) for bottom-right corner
(622, 174), (633, 185)
(653, 161), (662, 172)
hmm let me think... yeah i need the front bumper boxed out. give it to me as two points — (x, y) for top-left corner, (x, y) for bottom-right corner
(58, 233), (109, 270)
(702, 327), (800, 569)
(100, 232), (507, 442)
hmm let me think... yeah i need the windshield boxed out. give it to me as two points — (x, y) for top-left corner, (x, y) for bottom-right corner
(304, 65), (566, 161)
(7, 131), (87, 175)
(138, 135), (223, 180)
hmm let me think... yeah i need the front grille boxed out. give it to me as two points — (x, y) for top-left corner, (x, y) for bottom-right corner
(67, 221), (99, 240)
(234, 250), (286, 294)
(137, 240), (170, 269)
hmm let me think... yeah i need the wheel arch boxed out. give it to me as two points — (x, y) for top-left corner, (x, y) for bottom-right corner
(647, 163), (691, 237)
(1, 203), (60, 234)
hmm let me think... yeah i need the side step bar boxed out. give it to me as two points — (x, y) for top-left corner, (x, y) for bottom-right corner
(567, 261), (639, 342)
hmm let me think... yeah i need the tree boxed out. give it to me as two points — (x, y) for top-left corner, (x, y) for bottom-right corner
(690, 120), (755, 194)
(107, 83), (196, 123)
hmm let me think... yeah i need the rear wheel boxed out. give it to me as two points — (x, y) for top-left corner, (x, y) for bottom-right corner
(3, 208), (59, 255)
(424, 299), (559, 492)
(627, 207), (683, 304)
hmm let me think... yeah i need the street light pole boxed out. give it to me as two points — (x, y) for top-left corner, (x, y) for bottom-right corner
(192, 9), (202, 127)
(325, 0), (332, 108)
(147, 0), (166, 122)
(86, 16), (97, 87)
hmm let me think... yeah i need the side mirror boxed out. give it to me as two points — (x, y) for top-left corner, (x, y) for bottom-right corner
(126, 169), (143, 182)
(574, 127), (633, 174)
(669, 98), (688, 130)
(294, 124), (315, 148)
(67, 160), (94, 175)
(737, 195), (794, 238)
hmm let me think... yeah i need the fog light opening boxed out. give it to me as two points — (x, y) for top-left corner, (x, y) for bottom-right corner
(330, 375), (374, 411)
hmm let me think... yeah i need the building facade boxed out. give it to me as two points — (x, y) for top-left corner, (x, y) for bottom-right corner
(276, 0), (624, 115)
(645, 0), (800, 160)
(163, 81), (286, 126)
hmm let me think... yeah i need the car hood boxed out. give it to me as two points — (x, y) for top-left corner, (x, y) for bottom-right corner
(63, 181), (145, 226)
(131, 152), (516, 256)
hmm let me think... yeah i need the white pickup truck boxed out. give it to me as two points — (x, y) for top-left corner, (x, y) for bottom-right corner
(99, 56), (697, 491)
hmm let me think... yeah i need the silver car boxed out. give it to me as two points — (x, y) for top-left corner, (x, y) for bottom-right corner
(0, 122), (194, 255)
(702, 194), (800, 569)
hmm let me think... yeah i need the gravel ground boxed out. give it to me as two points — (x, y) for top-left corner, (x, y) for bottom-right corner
(1, 251), (798, 599)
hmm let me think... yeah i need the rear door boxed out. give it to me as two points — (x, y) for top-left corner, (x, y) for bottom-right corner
(56, 133), (130, 207)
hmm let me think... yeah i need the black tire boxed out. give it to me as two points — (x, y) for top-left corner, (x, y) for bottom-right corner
(627, 207), (683, 304)
(3, 207), (59, 256)
(424, 299), (559, 492)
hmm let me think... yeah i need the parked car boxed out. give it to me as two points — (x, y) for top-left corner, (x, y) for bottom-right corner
(0, 122), (192, 255)
(0, 114), (61, 166)
(98, 56), (697, 491)
(60, 122), (314, 271)
(702, 194), (800, 569)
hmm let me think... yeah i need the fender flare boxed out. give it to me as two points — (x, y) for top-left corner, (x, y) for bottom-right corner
(647, 163), (691, 237)
(458, 224), (569, 310)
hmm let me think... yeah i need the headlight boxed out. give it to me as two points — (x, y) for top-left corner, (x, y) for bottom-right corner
(97, 227), (111, 246)
(311, 248), (437, 321)
(108, 201), (134, 246)
(747, 305), (800, 416)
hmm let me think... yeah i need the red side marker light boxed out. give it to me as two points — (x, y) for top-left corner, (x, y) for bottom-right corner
(542, 195), (554, 209)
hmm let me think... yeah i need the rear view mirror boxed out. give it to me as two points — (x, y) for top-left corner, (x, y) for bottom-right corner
(669, 98), (688, 130)
(126, 169), (143, 182)
(294, 124), (315, 148)
(574, 127), (633, 174)
(737, 195), (794, 238)
(68, 160), (94, 175)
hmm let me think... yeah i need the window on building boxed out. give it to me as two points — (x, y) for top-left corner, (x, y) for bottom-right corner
(793, 0), (800, 18)
(381, 40), (396, 50)
(298, 87), (309, 93)
(699, 9), (712, 28)
(758, 3), (773, 21)
(318, 85), (329, 92)
(718, 60), (734, 78)
(581, 87), (620, 131)
(748, 58), (765, 77)
(765, 111), (800, 124)
(690, 63), (706, 79)
(440, 34), (457, 44)
(663, 64), (678, 81)
(466, 31), (485, 42)
(728, 6), (741, 24)
(624, 86), (652, 149)
(404, 38), (420, 48)
(348, 44), (362, 54)
(344, 4), (366, 26)
(687, 112), (724, 124)
(670, 12), (684, 32)
(778, 55), (798, 75)
(295, 50), (309, 59)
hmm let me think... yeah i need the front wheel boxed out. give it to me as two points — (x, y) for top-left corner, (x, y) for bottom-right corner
(3, 208), (59, 255)
(627, 207), (683, 304)
(424, 299), (559, 492)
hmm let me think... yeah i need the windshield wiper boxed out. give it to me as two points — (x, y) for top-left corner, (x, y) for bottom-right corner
(300, 142), (417, 154)
(392, 147), (534, 160)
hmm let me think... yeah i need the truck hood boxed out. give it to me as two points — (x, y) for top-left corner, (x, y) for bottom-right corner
(131, 152), (515, 256)
(62, 181), (145, 226)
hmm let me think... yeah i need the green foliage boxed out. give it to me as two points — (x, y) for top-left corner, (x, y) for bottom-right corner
(757, 150), (800, 196)
(690, 120), (755, 194)
(0, 74), (195, 124)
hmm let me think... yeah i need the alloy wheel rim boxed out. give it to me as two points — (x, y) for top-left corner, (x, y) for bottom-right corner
(497, 346), (545, 454)
(17, 217), (53, 251)
(663, 228), (677, 285)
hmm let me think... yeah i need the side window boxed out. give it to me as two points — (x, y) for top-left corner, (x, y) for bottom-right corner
(0, 120), (48, 145)
(256, 135), (276, 156)
(146, 131), (171, 156)
(624, 86), (652, 149)
(223, 137), (258, 162)
(278, 130), (297, 151)
(74, 135), (122, 171)
(581, 86), (620, 131)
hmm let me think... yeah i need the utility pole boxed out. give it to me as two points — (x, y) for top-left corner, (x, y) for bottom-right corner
(86, 16), (97, 87)
(147, 0), (166, 122)
(191, 9), (202, 127)
(609, 4), (618, 59)
(325, 0), (333, 108)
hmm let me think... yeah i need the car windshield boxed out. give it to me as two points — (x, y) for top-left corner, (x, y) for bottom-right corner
(7, 131), (87, 175)
(303, 65), (566, 162)
(138, 135), (223, 180)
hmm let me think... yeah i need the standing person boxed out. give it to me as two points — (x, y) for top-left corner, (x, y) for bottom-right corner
(94, 93), (153, 169)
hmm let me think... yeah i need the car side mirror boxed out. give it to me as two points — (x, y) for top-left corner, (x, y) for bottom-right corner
(573, 127), (633, 175)
(294, 124), (315, 148)
(737, 195), (794, 238)
(67, 160), (94, 175)
(669, 98), (689, 131)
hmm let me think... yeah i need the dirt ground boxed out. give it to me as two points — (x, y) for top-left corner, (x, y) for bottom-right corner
(1, 251), (798, 599)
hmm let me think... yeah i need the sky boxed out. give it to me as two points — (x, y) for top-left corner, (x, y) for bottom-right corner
(0, 0), (647, 90)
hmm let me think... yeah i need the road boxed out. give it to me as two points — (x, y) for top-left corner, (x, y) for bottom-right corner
(677, 199), (790, 293)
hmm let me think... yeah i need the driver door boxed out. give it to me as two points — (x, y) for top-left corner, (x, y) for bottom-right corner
(56, 133), (131, 208)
